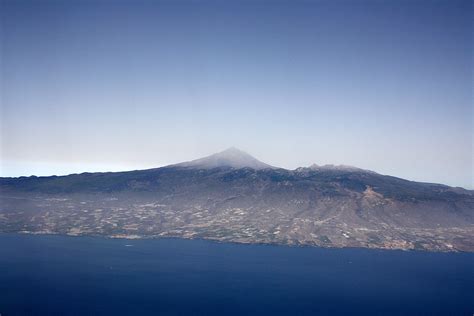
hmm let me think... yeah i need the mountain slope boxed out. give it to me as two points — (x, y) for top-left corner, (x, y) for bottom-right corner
(1, 149), (473, 252)
(174, 147), (275, 170)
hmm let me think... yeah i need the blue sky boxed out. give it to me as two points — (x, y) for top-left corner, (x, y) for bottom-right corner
(1, 0), (472, 188)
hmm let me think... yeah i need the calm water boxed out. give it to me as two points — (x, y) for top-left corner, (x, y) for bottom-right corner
(0, 234), (472, 316)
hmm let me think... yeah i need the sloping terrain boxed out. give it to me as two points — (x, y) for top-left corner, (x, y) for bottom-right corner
(1, 148), (473, 251)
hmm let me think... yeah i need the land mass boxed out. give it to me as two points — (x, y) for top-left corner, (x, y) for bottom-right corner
(1, 148), (473, 252)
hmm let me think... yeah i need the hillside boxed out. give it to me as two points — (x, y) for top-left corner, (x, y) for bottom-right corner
(1, 148), (473, 251)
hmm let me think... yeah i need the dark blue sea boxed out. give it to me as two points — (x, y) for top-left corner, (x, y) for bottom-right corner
(0, 234), (472, 316)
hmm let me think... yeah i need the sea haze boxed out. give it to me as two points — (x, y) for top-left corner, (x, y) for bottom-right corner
(0, 234), (472, 316)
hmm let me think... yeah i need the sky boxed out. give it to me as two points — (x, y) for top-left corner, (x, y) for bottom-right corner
(0, 0), (472, 189)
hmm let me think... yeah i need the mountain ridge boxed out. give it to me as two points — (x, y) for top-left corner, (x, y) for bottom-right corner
(1, 148), (473, 252)
(3, 147), (469, 192)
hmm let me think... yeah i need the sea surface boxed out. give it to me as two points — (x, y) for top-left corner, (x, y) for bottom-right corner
(0, 234), (472, 316)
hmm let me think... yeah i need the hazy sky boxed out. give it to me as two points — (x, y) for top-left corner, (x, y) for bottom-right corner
(1, 0), (472, 188)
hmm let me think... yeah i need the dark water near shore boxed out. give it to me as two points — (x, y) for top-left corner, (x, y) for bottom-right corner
(0, 234), (472, 315)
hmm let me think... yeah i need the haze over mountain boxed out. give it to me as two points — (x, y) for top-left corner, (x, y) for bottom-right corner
(175, 147), (275, 170)
(1, 148), (473, 252)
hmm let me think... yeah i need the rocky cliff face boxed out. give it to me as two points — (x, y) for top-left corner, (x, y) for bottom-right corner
(1, 148), (473, 252)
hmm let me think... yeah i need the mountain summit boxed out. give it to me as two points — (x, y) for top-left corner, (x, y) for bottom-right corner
(1, 148), (473, 252)
(176, 147), (275, 170)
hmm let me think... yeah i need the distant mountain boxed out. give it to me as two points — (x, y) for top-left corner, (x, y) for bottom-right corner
(174, 147), (275, 170)
(305, 163), (375, 173)
(1, 148), (473, 252)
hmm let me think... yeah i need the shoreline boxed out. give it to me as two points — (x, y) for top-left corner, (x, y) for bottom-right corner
(3, 230), (472, 254)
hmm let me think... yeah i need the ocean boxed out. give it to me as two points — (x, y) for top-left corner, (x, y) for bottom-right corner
(0, 234), (472, 315)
